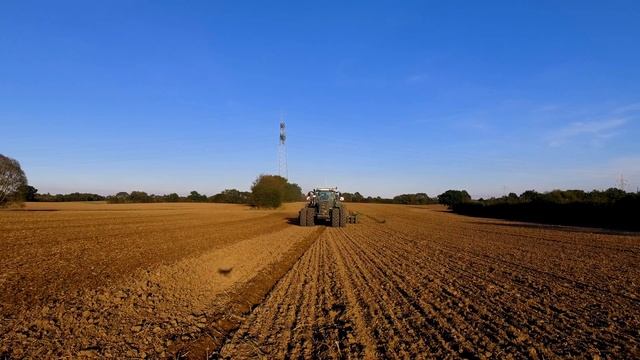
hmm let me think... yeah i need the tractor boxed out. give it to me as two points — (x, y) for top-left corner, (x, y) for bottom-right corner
(299, 188), (358, 227)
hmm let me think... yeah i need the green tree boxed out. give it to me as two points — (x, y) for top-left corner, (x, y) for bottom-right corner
(251, 175), (285, 208)
(341, 192), (353, 202)
(21, 185), (38, 201)
(506, 192), (519, 203)
(129, 191), (151, 203)
(393, 193), (434, 205)
(519, 190), (540, 202)
(116, 192), (129, 199)
(165, 193), (180, 202)
(340, 191), (365, 202)
(604, 187), (626, 202)
(352, 192), (365, 202)
(283, 182), (303, 202)
(437, 190), (471, 206)
(250, 174), (300, 208)
(210, 189), (251, 203)
(107, 192), (130, 203)
(187, 190), (207, 202)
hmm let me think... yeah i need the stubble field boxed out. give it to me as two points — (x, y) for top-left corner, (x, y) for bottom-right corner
(1, 202), (638, 359)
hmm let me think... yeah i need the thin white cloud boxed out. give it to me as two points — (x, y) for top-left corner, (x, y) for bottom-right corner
(613, 102), (640, 114)
(406, 73), (429, 83)
(548, 117), (629, 147)
(533, 104), (561, 113)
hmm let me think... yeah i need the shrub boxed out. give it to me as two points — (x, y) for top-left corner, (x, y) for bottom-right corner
(437, 190), (471, 206)
(250, 174), (302, 208)
(165, 193), (180, 202)
(209, 189), (251, 204)
(187, 190), (207, 202)
(129, 191), (152, 203)
(393, 193), (436, 205)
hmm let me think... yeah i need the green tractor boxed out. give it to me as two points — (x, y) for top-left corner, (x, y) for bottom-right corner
(299, 188), (357, 227)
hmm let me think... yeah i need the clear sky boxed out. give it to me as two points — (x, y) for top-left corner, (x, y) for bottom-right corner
(2, 1), (639, 198)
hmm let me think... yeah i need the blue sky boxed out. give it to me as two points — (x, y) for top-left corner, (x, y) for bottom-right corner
(2, 1), (639, 198)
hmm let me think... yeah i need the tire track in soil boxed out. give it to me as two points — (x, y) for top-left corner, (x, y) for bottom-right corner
(220, 220), (506, 359)
(331, 227), (444, 358)
(171, 227), (325, 359)
(221, 222), (467, 359)
(219, 228), (372, 360)
(341, 224), (537, 358)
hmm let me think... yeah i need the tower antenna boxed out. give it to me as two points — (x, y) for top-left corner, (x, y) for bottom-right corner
(617, 174), (628, 191)
(278, 116), (288, 179)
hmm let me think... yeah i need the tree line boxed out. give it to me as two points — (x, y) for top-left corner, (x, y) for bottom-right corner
(34, 192), (106, 202)
(448, 188), (640, 231)
(0, 155), (304, 208)
(103, 190), (251, 204)
(0, 154), (461, 208)
(3, 153), (638, 229)
(105, 175), (303, 208)
(340, 190), (472, 205)
(341, 191), (446, 205)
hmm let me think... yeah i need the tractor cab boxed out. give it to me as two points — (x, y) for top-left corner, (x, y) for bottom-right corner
(299, 187), (357, 227)
(307, 188), (342, 221)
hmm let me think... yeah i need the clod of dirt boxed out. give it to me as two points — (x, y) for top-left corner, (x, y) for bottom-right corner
(218, 267), (233, 276)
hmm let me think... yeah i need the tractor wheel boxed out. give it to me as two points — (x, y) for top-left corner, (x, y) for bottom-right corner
(339, 206), (348, 227)
(331, 208), (340, 227)
(299, 208), (307, 226)
(306, 208), (316, 226)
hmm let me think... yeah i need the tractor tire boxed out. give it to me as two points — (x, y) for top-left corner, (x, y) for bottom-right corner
(339, 206), (348, 227)
(306, 208), (316, 226)
(299, 208), (307, 226)
(331, 207), (340, 227)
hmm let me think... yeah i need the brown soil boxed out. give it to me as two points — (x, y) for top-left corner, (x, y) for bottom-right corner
(0, 202), (315, 358)
(1, 202), (639, 358)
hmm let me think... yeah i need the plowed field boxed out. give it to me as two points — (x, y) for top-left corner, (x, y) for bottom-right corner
(1, 202), (639, 358)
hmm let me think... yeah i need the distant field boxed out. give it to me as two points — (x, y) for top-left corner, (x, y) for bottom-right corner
(1, 202), (639, 358)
